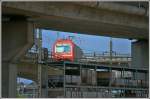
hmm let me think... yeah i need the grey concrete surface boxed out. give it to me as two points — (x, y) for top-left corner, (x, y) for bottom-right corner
(2, 2), (148, 39)
(2, 62), (10, 97)
(2, 19), (34, 97)
(131, 40), (149, 69)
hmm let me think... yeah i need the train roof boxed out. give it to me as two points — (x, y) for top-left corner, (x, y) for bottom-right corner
(55, 38), (74, 44)
(56, 38), (73, 42)
(54, 38), (82, 50)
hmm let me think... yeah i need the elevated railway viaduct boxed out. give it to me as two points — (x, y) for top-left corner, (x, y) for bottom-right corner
(2, 1), (149, 97)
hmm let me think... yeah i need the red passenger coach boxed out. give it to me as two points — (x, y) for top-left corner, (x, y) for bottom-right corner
(52, 39), (83, 61)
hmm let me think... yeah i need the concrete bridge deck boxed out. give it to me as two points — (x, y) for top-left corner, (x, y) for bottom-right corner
(2, 2), (148, 39)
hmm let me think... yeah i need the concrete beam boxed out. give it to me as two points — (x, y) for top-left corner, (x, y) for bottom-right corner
(74, 2), (148, 16)
(2, 2), (148, 39)
(17, 61), (63, 82)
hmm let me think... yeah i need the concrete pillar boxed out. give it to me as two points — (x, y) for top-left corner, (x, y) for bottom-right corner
(2, 18), (34, 62)
(9, 63), (17, 97)
(2, 17), (34, 97)
(2, 62), (17, 98)
(41, 65), (48, 98)
(38, 64), (48, 97)
(131, 40), (149, 69)
(2, 62), (9, 97)
(131, 40), (149, 85)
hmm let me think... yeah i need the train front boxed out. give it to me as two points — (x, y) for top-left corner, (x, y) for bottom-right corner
(52, 39), (74, 61)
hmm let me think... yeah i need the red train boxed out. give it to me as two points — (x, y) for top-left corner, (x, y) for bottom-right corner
(52, 39), (83, 61)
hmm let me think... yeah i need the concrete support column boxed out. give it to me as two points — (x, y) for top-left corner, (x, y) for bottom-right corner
(2, 62), (9, 97)
(2, 17), (34, 97)
(9, 63), (17, 97)
(131, 40), (149, 69)
(39, 65), (48, 98)
(131, 40), (149, 88)
(2, 62), (17, 98)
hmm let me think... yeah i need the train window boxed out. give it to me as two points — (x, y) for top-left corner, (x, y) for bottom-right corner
(56, 44), (71, 53)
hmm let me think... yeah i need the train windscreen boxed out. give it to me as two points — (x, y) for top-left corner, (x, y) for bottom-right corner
(56, 44), (71, 53)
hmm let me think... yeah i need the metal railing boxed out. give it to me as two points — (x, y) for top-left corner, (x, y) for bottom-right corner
(23, 49), (131, 67)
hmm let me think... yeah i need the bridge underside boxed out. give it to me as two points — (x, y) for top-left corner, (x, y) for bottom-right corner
(2, 2), (148, 39)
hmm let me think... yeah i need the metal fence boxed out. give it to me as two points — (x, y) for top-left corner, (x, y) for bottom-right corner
(23, 49), (131, 67)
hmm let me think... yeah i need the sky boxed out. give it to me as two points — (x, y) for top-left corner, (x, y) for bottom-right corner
(18, 29), (131, 84)
(42, 29), (131, 54)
